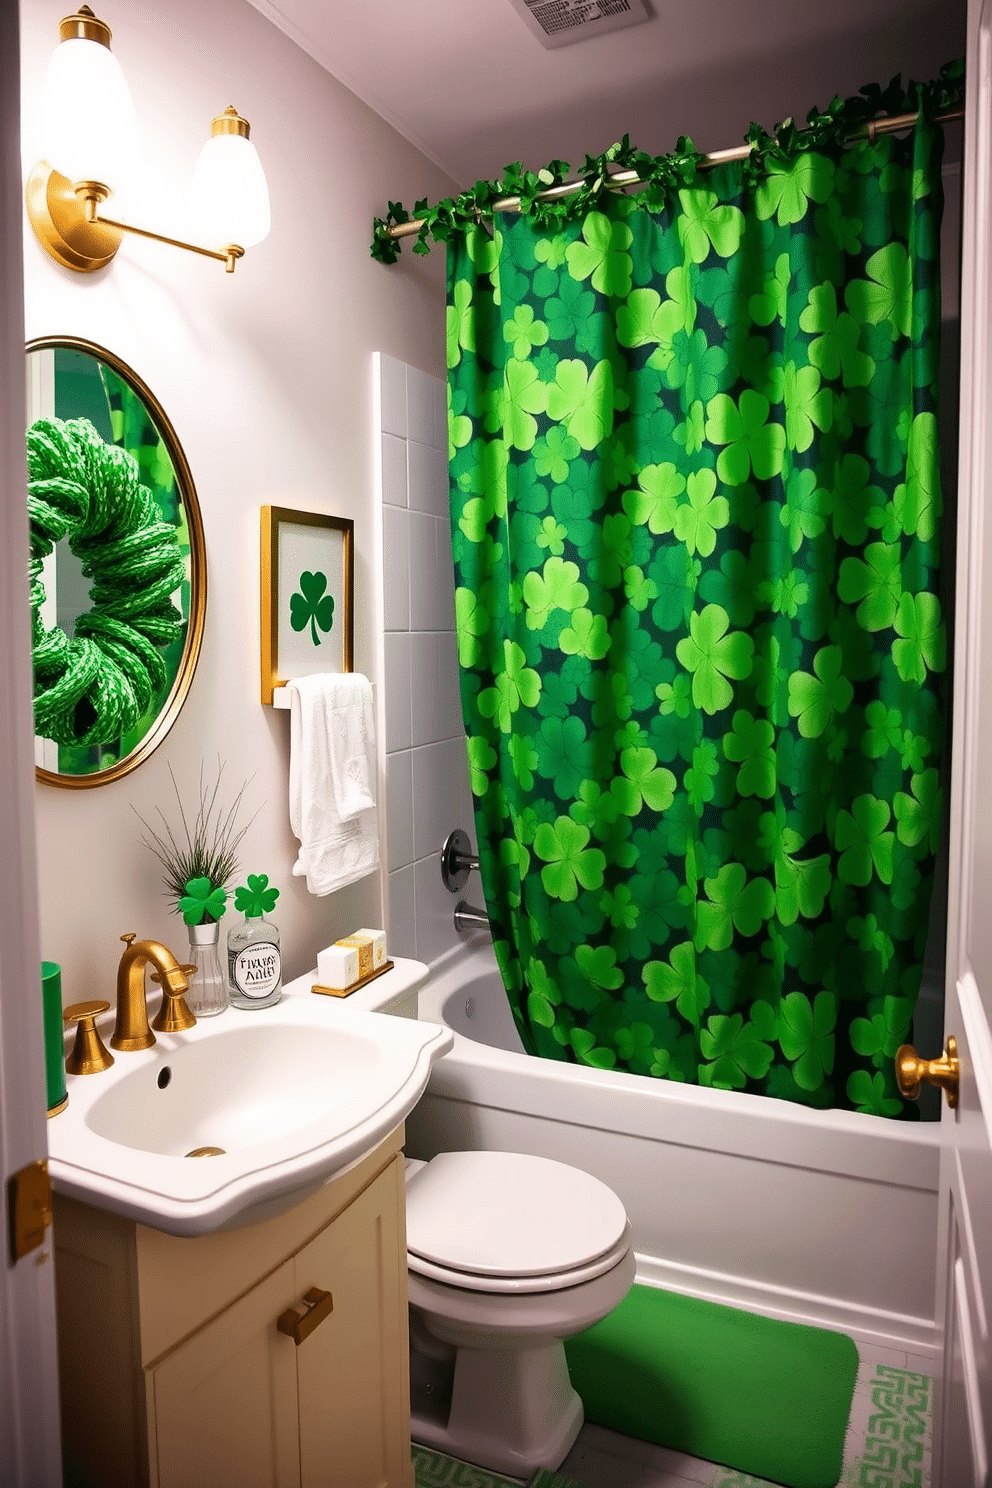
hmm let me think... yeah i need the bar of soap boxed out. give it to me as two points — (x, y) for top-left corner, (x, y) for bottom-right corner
(317, 943), (360, 990)
(356, 928), (387, 969)
(337, 929), (386, 979)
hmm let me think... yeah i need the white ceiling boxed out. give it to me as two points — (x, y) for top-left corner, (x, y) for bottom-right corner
(246, 0), (965, 189)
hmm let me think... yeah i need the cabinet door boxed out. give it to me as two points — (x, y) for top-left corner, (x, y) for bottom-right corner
(295, 1158), (412, 1488)
(150, 1258), (302, 1488)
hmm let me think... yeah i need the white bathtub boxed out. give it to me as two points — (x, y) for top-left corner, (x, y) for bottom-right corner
(406, 940), (942, 1354)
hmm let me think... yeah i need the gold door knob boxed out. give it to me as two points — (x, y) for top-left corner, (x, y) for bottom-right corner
(277, 1287), (334, 1346)
(895, 1036), (959, 1109)
(64, 1000), (115, 1075)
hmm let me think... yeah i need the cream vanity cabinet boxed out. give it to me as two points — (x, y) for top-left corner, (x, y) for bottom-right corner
(53, 1126), (414, 1488)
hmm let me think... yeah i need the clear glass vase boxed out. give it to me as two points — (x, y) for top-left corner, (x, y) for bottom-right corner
(186, 920), (229, 1017)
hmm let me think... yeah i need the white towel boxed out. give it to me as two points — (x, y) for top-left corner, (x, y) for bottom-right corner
(288, 673), (380, 896)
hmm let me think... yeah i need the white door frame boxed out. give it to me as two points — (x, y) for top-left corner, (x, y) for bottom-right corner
(933, 0), (992, 1478)
(0, 1), (63, 1483)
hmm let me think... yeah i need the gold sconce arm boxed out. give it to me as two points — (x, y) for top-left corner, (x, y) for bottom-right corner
(81, 189), (244, 273)
(26, 163), (244, 274)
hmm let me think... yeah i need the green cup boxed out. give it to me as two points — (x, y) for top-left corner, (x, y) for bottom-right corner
(41, 961), (67, 1115)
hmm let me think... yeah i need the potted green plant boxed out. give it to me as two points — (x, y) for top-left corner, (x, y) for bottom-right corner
(136, 763), (254, 1017)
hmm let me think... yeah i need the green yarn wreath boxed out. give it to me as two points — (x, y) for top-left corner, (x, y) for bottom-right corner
(26, 415), (187, 748)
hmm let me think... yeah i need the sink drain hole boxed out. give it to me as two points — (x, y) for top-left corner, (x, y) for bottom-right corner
(157, 1067), (171, 1089)
(185, 1146), (226, 1158)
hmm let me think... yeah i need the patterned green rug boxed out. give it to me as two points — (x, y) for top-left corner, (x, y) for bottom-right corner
(412, 1444), (585, 1487)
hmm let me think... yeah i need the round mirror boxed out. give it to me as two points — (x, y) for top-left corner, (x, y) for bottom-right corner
(26, 336), (205, 787)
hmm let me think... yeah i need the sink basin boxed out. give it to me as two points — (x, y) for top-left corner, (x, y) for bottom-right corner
(86, 1023), (381, 1157)
(47, 958), (451, 1236)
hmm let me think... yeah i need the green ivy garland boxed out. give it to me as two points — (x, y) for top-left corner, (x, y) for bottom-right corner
(27, 415), (187, 748)
(370, 62), (964, 263)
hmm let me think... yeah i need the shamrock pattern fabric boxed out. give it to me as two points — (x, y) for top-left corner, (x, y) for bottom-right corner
(447, 107), (948, 1118)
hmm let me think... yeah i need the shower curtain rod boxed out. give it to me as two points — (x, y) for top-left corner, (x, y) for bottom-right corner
(386, 106), (964, 242)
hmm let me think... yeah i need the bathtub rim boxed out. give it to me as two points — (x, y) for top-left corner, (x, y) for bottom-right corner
(419, 940), (942, 1194)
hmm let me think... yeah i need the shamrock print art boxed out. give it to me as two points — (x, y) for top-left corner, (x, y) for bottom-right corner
(290, 570), (335, 647)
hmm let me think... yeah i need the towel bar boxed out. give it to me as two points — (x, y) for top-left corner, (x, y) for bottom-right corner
(270, 681), (376, 710)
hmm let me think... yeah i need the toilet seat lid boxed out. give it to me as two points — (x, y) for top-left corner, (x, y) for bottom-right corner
(408, 1224), (632, 1293)
(405, 1151), (628, 1280)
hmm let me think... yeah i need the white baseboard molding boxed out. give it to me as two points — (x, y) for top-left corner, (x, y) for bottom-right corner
(633, 1251), (939, 1357)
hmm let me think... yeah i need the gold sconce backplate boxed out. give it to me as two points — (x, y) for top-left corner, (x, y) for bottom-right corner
(25, 162), (122, 273)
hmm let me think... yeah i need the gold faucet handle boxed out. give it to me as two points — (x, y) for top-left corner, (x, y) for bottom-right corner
(150, 964), (197, 1034)
(64, 1000), (115, 1076)
(150, 964), (198, 983)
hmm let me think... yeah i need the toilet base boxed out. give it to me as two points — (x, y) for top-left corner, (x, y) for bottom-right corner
(410, 1336), (584, 1477)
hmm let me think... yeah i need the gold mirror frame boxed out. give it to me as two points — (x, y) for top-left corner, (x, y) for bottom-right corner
(27, 336), (206, 789)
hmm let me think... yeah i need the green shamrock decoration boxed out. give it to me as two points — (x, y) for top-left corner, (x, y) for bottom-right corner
(179, 876), (227, 926)
(290, 571), (335, 646)
(234, 873), (280, 920)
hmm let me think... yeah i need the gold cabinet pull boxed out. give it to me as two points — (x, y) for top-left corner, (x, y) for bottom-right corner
(276, 1287), (334, 1346)
(895, 1035), (959, 1109)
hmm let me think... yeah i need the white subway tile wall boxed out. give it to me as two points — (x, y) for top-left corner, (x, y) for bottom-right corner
(376, 354), (476, 963)
(409, 513), (444, 631)
(381, 431), (409, 508)
(385, 750), (414, 873)
(387, 863), (417, 962)
(383, 631), (413, 754)
(379, 355), (408, 439)
(408, 440), (449, 517)
(412, 634), (463, 747)
(382, 504), (411, 631)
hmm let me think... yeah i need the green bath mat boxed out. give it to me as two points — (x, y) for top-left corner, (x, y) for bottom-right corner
(563, 1283), (858, 1488)
(412, 1444), (587, 1486)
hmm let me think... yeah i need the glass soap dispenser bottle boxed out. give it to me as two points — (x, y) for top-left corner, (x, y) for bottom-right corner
(228, 874), (282, 1010)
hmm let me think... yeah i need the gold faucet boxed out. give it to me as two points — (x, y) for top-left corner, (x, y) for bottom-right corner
(111, 934), (196, 1051)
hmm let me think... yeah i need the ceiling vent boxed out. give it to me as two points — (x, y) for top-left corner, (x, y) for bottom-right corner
(506, 0), (651, 50)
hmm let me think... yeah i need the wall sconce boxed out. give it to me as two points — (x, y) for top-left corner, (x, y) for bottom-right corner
(25, 6), (270, 275)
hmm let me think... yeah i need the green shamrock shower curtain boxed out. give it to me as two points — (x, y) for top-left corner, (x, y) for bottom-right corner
(446, 94), (950, 1117)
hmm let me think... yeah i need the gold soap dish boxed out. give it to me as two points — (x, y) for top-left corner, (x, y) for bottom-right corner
(312, 959), (394, 999)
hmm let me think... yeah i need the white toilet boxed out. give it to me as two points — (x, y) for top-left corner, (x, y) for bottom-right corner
(405, 1149), (635, 1477)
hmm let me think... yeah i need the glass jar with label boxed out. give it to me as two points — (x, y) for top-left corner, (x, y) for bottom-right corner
(227, 874), (283, 1009)
(228, 913), (282, 1008)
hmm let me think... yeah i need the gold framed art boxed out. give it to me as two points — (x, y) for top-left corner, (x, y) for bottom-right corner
(260, 506), (354, 704)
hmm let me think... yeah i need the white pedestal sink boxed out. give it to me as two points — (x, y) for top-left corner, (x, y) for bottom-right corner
(47, 956), (451, 1235)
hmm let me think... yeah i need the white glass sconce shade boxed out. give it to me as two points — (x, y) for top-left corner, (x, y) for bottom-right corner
(37, 36), (139, 188)
(188, 128), (271, 250)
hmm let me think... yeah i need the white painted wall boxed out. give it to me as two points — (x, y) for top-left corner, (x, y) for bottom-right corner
(20, 0), (456, 1003)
